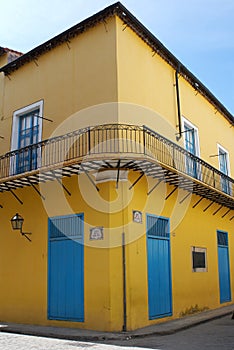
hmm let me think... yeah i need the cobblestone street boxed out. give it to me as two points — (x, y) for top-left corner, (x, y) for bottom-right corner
(0, 332), (155, 350)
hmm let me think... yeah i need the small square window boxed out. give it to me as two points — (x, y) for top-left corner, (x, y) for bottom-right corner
(191, 247), (207, 272)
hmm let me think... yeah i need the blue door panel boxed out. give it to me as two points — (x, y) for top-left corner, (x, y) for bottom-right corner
(147, 215), (172, 319)
(217, 231), (231, 304)
(218, 246), (231, 303)
(48, 214), (84, 321)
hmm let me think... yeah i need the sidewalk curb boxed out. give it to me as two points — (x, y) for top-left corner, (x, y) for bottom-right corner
(130, 310), (233, 337)
(0, 306), (233, 342)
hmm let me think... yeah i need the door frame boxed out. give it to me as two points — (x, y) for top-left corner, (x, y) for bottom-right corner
(48, 213), (84, 322)
(217, 230), (231, 304)
(146, 214), (173, 320)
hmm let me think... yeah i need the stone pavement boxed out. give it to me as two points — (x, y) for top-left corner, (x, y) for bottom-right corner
(0, 304), (233, 342)
(0, 333), (156, 350)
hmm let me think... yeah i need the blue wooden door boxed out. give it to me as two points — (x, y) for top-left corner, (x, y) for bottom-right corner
(17, 110), (39, 173)
(184, 124), (197, 178)
(147, 215), (172, 319)
(48, 214), (84, 321)
(217, 231), (231, 303)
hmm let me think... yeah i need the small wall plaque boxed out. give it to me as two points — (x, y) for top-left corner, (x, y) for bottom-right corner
(133, 210), (142, 223)
(90, 226), (104, 240)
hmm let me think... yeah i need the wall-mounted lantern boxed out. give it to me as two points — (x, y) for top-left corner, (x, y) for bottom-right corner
(10, 213), (32, 242)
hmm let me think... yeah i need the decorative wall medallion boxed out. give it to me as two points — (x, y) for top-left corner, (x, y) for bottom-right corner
(133, 210), (142, 223)
(90, 226), (104, 240)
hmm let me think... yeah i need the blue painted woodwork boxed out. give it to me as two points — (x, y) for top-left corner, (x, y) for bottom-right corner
(147, 215), (172, 319)
(17, 110), (39, 173)
(217, 230), (231, 303)
(48, 214), (84, 321)
(219, 149), (230, 194)
(184, 124), (197, 178)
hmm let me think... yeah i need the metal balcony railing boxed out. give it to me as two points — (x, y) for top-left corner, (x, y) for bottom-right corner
(0, 124), (233, 200)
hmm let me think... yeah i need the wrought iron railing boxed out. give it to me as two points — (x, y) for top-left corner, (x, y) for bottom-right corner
(0, 124), (233, 197)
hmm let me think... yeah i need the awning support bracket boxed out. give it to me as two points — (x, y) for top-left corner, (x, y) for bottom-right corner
(165, 186), (178, 200)
(5, 184), (23, 205)
(213, 205), (223, 216)
(221, 209), (231, 218)
(147, 179), (162, 196)
(193, 197), (203, 208)
(80, 165), (99, 192)
(203, 201), (214, 212)
(179, 192), (191, 204)
(116, 160), (121, 189)
(56, 177), (71, 196)
(28, 180), (46, 201)
(129, 172), (144, 190)
(10, 189), (23, 205)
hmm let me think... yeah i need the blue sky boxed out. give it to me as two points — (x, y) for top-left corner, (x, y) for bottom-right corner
(1, 0), (233, 114)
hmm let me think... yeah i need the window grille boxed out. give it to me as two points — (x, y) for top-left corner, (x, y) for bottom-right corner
(147, 216), (169, 238)
(217, 231), (228, 247)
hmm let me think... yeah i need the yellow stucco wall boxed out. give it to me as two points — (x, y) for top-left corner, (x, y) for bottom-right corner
(0, 175), (124, 331)
(0, 170), (232, 331)
(97, 171), (233, 331)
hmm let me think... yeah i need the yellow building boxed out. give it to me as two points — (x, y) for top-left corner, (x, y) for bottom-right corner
(0, 2), (233, 332)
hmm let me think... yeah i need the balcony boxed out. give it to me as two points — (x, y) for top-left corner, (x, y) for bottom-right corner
(0, 124), (233, 210)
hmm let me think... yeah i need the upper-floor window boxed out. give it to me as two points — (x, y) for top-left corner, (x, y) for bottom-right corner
(182, 117), (200, 178)
(218, 144), (231, 195)
(11, 101), (43, 175)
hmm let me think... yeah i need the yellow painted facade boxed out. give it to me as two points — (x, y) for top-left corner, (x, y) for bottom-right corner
(0, 3), (233, 332)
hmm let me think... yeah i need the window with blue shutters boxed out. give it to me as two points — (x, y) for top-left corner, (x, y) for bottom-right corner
(218, 145), (231, 195)
(17, 110), (40, 173)
(11, 101), (43, 175)
(182, 118), (200, 179)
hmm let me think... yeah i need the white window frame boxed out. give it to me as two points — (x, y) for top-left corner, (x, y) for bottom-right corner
(11, 100), (43, 151)
(181, 117), (201, 179)
(217, 144), (231, 177)
(191, 246), (207, 273)
(217, 143), (231, 195)
(181, 117), (200, 157)
(10, 100), (43, 175)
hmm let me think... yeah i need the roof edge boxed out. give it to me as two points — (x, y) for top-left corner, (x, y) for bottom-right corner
(0, 47), (6, 56)
(0, 2), (233, 124)
(0, 46), (23, 56)
(0, 2), (120, 74)
(114, 3), (234, 124)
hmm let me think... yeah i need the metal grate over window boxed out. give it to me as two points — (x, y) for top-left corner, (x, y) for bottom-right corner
(217, 231), (228, 247)
(147, 216), (169, 238)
